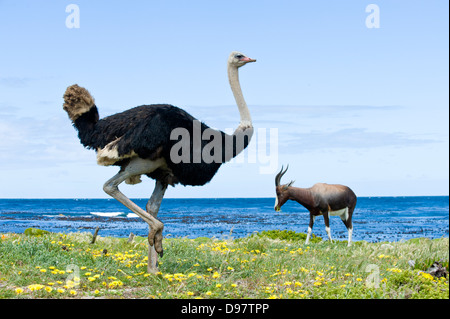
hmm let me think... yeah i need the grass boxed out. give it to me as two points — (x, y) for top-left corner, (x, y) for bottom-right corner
(0, 229), (448, 299)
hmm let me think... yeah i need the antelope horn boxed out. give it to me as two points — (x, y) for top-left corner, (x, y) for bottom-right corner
(275, 165), (289, 186)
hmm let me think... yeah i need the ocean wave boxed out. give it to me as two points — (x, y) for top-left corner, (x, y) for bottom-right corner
(90, 212), (126, 218)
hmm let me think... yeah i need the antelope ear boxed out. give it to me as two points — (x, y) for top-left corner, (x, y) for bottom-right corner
(287, 180), (295, 187)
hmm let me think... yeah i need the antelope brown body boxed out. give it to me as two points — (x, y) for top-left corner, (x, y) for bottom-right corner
(274, 166), (357, 246)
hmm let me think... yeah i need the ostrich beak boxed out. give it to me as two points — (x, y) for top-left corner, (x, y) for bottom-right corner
(241, 57), (256, 63)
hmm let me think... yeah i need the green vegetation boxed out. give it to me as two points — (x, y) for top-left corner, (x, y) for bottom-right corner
(0, 230), (448, 299)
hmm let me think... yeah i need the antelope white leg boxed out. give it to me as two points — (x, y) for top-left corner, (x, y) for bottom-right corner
(305, 215), (315, 245)
(305, 227), (312, 244)
(347, 228), (353, 247)
(325, 226), (333, 243)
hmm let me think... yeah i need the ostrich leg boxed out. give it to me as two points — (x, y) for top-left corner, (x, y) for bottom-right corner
(146, 180), (167, 273)
(103, 158), (165, 259)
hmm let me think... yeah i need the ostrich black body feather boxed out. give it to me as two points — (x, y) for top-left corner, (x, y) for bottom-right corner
(73, 104), (250, 187)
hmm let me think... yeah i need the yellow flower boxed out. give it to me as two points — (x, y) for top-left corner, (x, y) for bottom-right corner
(28, 284), (44, 291)
(227, 267), (234, 271)
(212, 272), (220, 279)
(216, 284), (222, 288)
(231, 284), (237, 288)
(69, 290), (77, 296)
(57, 288), (65, 293)
(94, 289), (100, 294)
(313, 281), (322, 286)
(40, 269), (47, 273)
(356, 278), (363, 282)
(420, 272), (434, 280)
(108, 281), (123, 288)
(206, 291), (212, 296)
(187, 291), (194, 296)
(15, 288), (23, 294)
(340, 284), (346, 288)
(88, 277), (96, 282)
(45, 286), (53, 293)
(84, 272), (92, 276)
(387, 268), (402, 273)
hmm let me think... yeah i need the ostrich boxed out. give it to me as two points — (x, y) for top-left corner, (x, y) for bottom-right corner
(274, 166), (357, 246)
(63, 51), (256, 272)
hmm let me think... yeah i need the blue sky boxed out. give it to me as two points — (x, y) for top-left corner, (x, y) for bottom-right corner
(0, 1), (448, 198)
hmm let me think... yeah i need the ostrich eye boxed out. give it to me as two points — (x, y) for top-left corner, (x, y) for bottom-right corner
(235, 54), (244, 59)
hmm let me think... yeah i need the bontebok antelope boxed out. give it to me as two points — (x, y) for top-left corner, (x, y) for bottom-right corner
(274, 166), (357, 246)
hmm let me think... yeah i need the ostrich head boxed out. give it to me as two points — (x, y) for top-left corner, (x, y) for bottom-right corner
(228, 51), (256, 68)
(274, 165), (294, 212)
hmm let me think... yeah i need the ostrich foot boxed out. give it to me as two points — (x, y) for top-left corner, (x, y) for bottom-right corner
(148, 223), (164, 257)
(147, 227), (163, 273)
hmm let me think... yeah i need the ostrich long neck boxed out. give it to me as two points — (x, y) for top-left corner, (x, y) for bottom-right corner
(228, 64), (252, 129)
(222, 63), (254, 162)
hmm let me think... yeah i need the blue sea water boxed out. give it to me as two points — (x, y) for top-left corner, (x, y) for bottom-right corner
(0, 197), (448, 242)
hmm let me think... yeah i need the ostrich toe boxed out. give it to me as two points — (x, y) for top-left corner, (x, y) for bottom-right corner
(148, 224), (164, 256)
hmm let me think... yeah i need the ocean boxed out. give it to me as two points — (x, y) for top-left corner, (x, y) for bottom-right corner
(0, 197), (448, 243)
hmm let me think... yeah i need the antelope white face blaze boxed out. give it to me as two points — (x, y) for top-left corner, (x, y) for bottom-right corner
(274, 196), (279, 210)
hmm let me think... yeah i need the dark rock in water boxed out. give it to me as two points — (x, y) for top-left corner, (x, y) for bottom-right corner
(426, 262), (448, 278)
